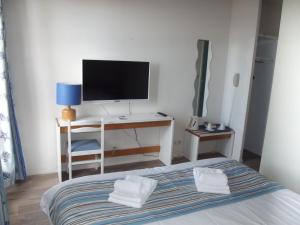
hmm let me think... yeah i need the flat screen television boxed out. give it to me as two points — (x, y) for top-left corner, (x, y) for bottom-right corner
(82, 60), (150, 101)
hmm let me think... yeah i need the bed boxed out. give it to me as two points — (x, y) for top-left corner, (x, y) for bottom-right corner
(41, 158), (300, 225)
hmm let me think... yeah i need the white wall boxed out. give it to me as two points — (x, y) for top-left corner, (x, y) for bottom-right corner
(260, 0), (300, 193)
(4, 0), (232, 175)
(221, 0), (261, 160)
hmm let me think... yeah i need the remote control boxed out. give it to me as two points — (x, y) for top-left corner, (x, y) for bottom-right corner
(157, 112), (168, 117)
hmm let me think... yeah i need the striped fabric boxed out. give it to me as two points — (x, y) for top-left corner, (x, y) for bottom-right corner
(49, 160), (283, 225)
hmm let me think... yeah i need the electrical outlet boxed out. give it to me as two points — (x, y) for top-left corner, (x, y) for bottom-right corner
(174, 140), (182, 145)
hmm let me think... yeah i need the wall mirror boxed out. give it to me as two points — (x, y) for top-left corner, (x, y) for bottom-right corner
(192, 39), (212, 117)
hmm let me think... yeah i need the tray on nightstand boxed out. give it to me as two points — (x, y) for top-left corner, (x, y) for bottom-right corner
(186, 125), (234, 141)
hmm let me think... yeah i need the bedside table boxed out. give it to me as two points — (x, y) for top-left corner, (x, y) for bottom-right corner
(183, 127), (235, 162)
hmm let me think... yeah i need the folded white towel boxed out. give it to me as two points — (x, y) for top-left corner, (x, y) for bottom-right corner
(126, 175), (158, 196)
(193, 167), (228, 187)
(108, 175), (158, 208)
(108, 194), (143, 208)
(193, 167), (231, 195)
(195, 184), (231, 194)
(114, 180), (142, 197)
(110, 191), (144, 204)
(194, 167), (224, 175)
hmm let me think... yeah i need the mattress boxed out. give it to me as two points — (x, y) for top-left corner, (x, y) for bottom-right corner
(41, 158), (300, 225)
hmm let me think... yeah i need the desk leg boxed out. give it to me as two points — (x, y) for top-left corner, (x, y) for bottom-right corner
(217, 132), (236, 159)
(100, 121), (104, 174)
(56, 126), (62, 182)
(229, 132), (237, 160)
(183, 131), (199, 162)
(159, 120), (174, 165)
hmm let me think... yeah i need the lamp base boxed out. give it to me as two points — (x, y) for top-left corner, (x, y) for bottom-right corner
(62, 106), (76, 121)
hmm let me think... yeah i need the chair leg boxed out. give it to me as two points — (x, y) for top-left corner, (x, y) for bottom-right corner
(68, 154), (72, 180)
(101, 155), (104, 174)
(95, 155), (98, 171)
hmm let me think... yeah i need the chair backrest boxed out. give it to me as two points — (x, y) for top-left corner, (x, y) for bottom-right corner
(67, 120), (103, 133)
(71, 127), (102, 133)
(66, 119), (104, 154)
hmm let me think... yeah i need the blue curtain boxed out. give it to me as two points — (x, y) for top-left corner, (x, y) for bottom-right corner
(0, 0), (26, 188)
(0, 160), (9, 225)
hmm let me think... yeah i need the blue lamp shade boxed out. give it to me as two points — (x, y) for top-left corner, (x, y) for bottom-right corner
(56, 83), (81, 106)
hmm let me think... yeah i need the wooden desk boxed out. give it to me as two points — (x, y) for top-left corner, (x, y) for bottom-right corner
(183, 128), (235, 162)
(56, 113), (175, 182)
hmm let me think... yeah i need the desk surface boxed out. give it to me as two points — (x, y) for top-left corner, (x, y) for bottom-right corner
(56, 113), (174, 127)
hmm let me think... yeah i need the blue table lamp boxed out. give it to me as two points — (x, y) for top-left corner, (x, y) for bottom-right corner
(56, 83), (81, 121)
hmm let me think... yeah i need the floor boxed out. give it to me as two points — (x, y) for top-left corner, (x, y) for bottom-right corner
(7, 152), (258, 225)
(7, 173), (58, 225)
(242, 149), (261, 171)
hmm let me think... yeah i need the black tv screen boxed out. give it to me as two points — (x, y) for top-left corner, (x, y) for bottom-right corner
(82, 60), (150, 101)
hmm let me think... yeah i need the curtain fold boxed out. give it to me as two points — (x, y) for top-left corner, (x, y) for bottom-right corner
(0, 160), (9, 225)
(0, 0), (26, 187)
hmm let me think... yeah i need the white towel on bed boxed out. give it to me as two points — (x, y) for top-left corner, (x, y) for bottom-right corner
(114, 180), (142, 197)
(126, 175), (157, 194)
(108, 175), (157, 208)
(193, 167), (228, 186)
(195, 184), (231, 194)
(109, 193), (144, 208)
(193, 167), (230, 194)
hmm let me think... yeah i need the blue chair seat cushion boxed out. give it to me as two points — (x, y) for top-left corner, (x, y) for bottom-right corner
(71, 139), (101, 152)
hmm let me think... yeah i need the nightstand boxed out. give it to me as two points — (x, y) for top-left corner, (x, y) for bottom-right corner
(183, 127), (235, 162)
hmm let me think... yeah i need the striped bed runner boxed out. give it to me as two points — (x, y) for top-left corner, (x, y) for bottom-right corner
(49, 160), (283, 225)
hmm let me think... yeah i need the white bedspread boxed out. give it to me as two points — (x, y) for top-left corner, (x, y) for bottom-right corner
(41, 158), (300, 225)
(146, 189), (300, 225)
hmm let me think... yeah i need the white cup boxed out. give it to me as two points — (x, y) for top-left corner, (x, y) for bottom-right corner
(218, 123), (225, 130)
(206, 123), (213, 131)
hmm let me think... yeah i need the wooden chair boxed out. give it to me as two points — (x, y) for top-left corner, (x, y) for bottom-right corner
(67, 119), (104, 179)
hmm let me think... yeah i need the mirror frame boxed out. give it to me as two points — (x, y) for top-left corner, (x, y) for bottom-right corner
(193, 39), (212, 118)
